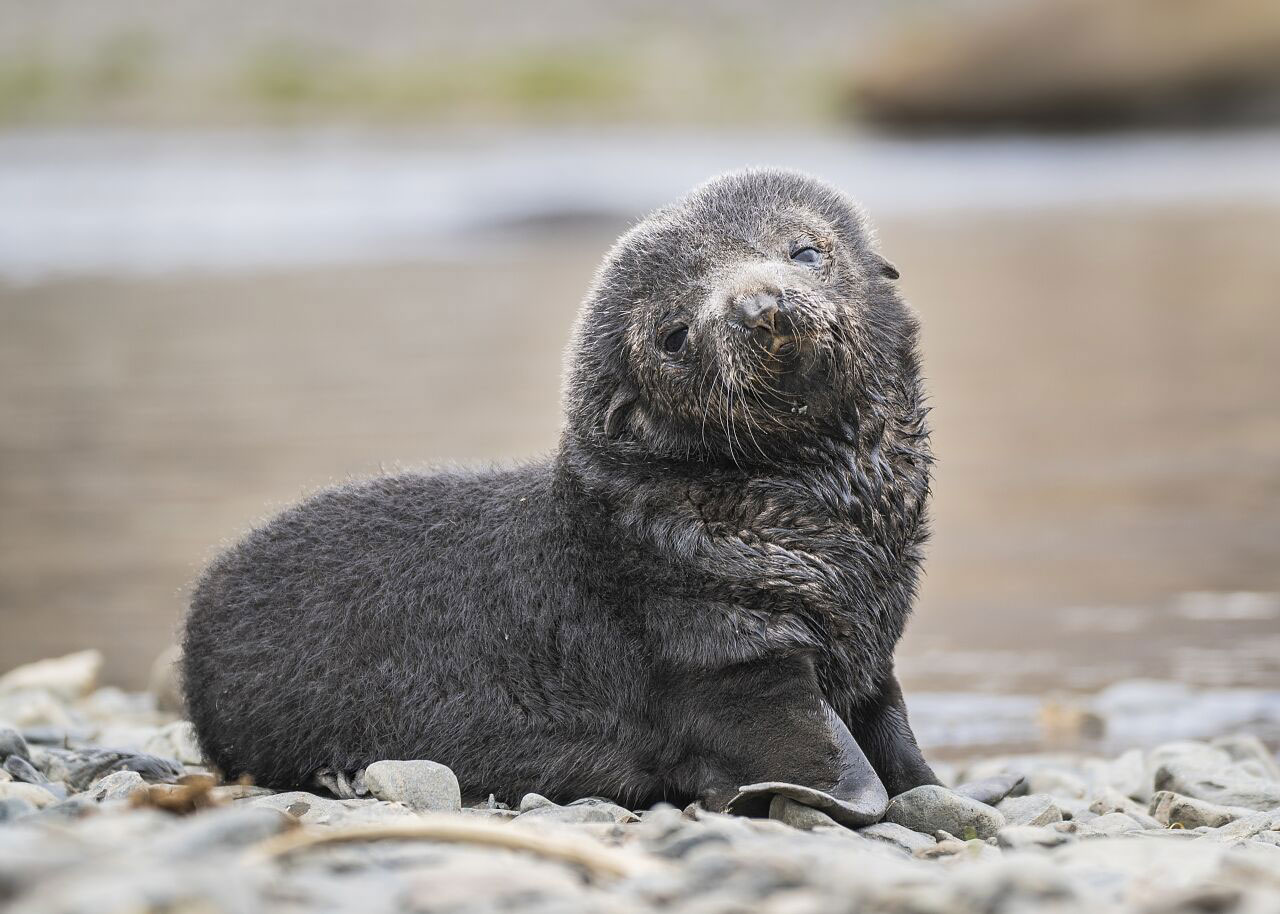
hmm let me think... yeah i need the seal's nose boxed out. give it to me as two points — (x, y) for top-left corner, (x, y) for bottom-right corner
(735, 291), (779, 330)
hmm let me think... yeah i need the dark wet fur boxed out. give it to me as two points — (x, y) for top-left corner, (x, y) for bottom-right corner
(183, 169), (941, 808)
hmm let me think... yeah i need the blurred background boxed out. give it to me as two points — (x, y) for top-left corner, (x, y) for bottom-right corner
(2, 0), (1278, 755)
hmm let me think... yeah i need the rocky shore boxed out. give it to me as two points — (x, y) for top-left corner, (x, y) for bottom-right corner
(3, 651), (1280, 914)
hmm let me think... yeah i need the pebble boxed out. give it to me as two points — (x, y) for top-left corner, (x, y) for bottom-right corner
(0, 781), (58, 808)
(997, 793), (1063, 827)
(90, 770), (147, 803)
(248, 791), (420, 826)
(768, 796), (842, 831)
(362, 759), (462, 813)
(514, 802), (618, 826)
(858, 821), (937, 854)
(0, 727), (31, 763)
(1153, 761), (1280, 812)
(1148, 790), (1254, 829)
(884, 785), (1007, 839)
(3, 755), (48, 786)
(3, 650), (1280, 914)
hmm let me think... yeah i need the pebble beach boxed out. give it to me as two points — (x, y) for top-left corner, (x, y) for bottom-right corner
(3, 649), (1280, 914)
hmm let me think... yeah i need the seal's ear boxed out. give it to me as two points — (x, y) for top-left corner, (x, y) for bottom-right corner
(874, 255), (900, 280)
(604, 386), (637, 438)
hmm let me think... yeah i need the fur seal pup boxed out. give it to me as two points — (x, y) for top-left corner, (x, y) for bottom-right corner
(183, 169), (975, 824)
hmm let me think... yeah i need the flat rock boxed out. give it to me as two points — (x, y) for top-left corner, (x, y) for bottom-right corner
(248, 791), (418, 826)
(1154, 761), (1280, 812)
(1149, 791), (1255, 829)
(514, 802), (617, 826)
(362, 759), (461, 813)
(884, 785), (1006, 839)
(1202, 809), (1280, 841)
(858, 821), (937, 854)
(998, 793), (1063, 827)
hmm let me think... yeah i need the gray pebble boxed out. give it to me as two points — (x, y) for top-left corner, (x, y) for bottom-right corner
(3, 754), (48, 786)
(768, 795), (841, 830)
(567, 796), (638, 823)
(884, 785), (1006, 839)
(519, 792), (555, 812)
(998, 793), (1064, 827)
(858, 820), (937, 854)
(1148, 790), (1254, 829)
(1154, 761), (1280, 812)
(90, 769), (146, 802)
(362, 759), (461, 813)
(514, 802), (617, 825)
(0, 727), (31, 764)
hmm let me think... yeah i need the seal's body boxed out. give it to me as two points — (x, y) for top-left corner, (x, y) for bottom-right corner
(184, 170), (943, 822)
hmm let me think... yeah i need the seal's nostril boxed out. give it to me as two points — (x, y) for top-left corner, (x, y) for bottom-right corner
(736, 292), (779, 330)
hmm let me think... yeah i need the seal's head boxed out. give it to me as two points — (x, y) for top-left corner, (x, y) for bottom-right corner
(565, 169), (921, 466)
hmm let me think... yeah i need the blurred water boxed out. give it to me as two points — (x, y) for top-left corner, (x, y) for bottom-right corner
(4, 127), (1280, 281)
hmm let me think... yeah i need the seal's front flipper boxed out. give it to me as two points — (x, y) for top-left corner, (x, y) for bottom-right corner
(953, 773), (1025, 806)
(724, 704), (889, 828)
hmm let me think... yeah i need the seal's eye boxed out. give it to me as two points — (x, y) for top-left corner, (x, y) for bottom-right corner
(661, 326), (689, 355)
(791, 247), (822, 266)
